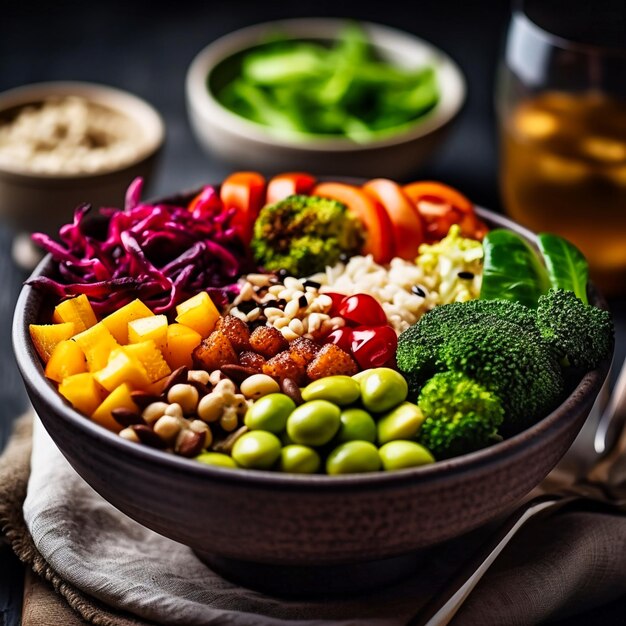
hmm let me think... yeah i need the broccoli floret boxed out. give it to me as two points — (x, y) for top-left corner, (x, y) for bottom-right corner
(396, 298), (539, 390)
(397, 299), (564, 435)
(536, 289), (613, 369)
(417, 372), (504, 459)
(440, 322), (564, 434)
(250, 194), (364, 276)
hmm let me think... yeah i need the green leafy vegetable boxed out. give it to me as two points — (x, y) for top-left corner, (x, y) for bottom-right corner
(537, 233), (589, 304)
(480, 230), (550, 308)
(214, 23), (439, 141)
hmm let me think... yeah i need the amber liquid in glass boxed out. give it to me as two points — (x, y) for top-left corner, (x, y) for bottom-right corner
(501, 92), (626, 293)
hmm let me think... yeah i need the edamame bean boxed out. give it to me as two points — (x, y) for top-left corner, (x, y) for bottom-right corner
(359, 368), (408, 413)
(301, 376), (360, 405)
(240, 374), (281, 400)
(244, 393), (296, 433)
(195, 452), (239, 468)
(377, 402), (424, 444)
(231, 431), (282, 469)
(379, 441), (434, 470)
(279, 445), (321, 474)
(336, 408), (377, 443)
(286, 400), (341, 446)
(326, 441), (381, 475)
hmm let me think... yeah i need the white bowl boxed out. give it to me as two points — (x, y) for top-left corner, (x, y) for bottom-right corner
(186, 19), (466, 178)
(0, 82), (165, 236)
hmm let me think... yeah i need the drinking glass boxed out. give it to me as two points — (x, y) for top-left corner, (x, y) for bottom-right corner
(497, 1), (626, 293)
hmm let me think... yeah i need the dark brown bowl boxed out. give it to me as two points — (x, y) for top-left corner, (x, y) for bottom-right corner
(12, 206), (612, 594)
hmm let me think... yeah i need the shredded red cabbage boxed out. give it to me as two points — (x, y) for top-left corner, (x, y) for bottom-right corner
(28, 179), (251, 316)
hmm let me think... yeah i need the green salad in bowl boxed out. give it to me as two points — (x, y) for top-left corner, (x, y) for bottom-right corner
(214, 23), (440, 143)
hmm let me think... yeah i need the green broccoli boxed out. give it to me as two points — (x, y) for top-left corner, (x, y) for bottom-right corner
(250, 194), (364, 276)
(536, 289), (613, 370)
(396, 298), (540, 392)
(417, 371), (504, 459)
(397, 299), (565, 435)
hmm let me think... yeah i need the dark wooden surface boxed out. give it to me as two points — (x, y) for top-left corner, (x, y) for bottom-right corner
(2, 1), (625, 624)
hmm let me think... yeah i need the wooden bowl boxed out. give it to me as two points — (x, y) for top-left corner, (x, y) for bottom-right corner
(12, 206), (611, 595)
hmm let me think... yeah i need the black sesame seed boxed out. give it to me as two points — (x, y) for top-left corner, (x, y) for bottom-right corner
(237, 300), (257, 314)
(276, 298), (287, 308)
(298, 295), (308, 308)
(303, 279), (321, 289)
(412, 285), (426, 297)
(226, 290), (237, 303)
(457, 271), (474, 280)
(262, 299), (279, 309)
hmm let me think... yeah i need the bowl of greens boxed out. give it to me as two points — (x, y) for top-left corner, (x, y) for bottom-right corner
(186, 19), (465, 177)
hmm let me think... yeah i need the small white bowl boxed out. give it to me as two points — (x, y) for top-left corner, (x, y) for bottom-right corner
(0, 82), (164, 237)
(186, 19), (466, 178)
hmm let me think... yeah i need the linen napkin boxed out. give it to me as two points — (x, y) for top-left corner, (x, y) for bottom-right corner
(1, 413), (626, 626)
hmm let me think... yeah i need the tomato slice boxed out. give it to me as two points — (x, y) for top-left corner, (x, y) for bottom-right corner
(403, 181), (473, 214)
(266, 172), (317, 205)
(402, 181), (486, 241)
(220, 172), (266, 243)
(312, 182), (395, 263)
(363, 179), (424, 259)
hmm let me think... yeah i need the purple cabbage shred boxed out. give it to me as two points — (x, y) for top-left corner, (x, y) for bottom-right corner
(27, 178), (249, 316)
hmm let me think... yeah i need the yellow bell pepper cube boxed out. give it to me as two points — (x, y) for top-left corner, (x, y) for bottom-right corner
(44, 339), (87, 383)
(52, 294), (97, 333)
(123, 340), (171, 383)
(58, 372), (105, 416)
(100, 299), (154, 344)
(128, 315), (168, 352)
(175, 292), (220, 338)
(163, 323), (203, 370)
(91, 383), (138, 432)
(29, 322), (75, 363)
(94, 348), (151, 392)
(72, 322), (120, 372)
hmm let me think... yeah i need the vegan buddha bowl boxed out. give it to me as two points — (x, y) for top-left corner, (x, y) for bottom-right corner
(13, 172), (612, 580)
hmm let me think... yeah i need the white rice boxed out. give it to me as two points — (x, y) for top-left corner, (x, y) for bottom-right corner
(309, 226), (484, 333)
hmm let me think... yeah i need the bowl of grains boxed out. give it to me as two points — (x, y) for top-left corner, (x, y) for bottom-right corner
(0, 82), (164, 263)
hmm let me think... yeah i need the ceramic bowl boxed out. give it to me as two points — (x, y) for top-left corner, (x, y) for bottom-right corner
(0, 82), (164, 236)
(12, 203), (611, 593)
(186, 19), (465, 178)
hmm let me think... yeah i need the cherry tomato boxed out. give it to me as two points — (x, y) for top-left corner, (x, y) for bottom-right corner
(338, 294), (387, 327)
(351, 326), (398, 369)
(220, 172), (266, 243)
(266, 172), (317, 205)
(324, 327), (354, 353)
(312, 182), (395, 263)
(323, 292), (347, 316)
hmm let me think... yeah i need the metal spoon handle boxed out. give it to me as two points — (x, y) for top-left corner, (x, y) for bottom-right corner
(409, 495), (576, 626)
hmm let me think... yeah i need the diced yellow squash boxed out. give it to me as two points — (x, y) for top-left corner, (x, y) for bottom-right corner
(128, 315), (168, 351)
(175, 292), (220, 338)
(52, 294), (97, 333)
(94, 348), (150, 392)
(123, 340), (171, 383)
(164, 323), (202, 370)
(72, 322), (120, 372)
(101, 299), (154, 344)
(91, 383), (137, 432)
(44, 340), (87, 383)
(58, 372), (105, 416)
(29, 322), (75, 363)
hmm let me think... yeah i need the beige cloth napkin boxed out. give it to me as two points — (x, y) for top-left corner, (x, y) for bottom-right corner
(1, 413), (626, 626)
